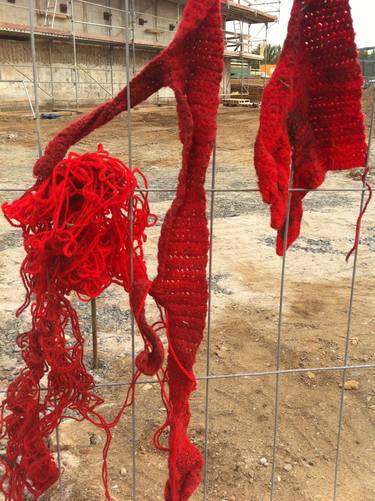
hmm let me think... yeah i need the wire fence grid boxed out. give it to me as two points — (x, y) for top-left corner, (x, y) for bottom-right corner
(0, 1), (374, 500)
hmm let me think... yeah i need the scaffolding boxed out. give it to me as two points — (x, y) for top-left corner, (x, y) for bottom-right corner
(224, 1), (281, 103)
(0, 0), (279, 110)
(359, 46), (375, 86)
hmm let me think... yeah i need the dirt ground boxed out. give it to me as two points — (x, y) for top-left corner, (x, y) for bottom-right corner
(0, 92), (375, 501)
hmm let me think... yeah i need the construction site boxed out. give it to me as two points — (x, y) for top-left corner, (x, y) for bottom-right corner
(0, 0), (279, 110)
(0, 1), (375, 501)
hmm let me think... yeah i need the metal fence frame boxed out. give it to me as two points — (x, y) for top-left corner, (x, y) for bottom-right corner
(0, 0), (374, 500)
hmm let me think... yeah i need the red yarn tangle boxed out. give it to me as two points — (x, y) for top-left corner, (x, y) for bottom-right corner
(0, 145), (157, 500)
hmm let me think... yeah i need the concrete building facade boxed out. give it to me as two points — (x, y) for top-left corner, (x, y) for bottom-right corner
(0, 1), (277, 110)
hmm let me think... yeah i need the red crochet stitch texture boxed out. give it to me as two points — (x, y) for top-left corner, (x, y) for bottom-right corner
(254, 0), (367, 255)
(0, 1), (223, 500)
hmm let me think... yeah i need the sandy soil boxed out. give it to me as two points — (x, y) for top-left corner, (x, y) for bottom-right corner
(0, 96), (375, 501)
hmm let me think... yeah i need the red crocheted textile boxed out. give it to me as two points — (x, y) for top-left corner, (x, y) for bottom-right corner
(254, 0), (367, 255)
(0, 1), (223, 500)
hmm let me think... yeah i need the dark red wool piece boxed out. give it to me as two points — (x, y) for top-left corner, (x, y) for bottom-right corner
(254, 0), (367, 255)
(1, 1), (223, 500)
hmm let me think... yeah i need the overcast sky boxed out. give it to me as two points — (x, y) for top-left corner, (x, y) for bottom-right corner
(267, 0), (375, 49)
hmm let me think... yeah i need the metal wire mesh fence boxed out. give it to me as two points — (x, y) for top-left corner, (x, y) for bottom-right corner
(0, 1), (374, 500)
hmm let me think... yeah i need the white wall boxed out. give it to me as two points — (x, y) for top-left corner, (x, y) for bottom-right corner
(0, 0), (179, 46)
(0, 39), (179, 108)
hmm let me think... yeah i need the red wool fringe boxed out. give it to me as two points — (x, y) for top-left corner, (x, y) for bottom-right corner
(0, 146), (156, 500)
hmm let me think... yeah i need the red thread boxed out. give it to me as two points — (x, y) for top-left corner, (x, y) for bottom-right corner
(346, 166), (373, 262)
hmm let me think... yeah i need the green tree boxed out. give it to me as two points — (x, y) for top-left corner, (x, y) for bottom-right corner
(252, 43), (282, 64)
(358, 48), (375, 60)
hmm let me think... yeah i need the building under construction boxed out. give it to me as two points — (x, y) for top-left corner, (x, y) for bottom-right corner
(0, 1), (279, 110)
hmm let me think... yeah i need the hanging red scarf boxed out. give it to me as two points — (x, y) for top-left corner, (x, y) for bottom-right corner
(254, 0), (367, 255)
(0, 1), (224, 500)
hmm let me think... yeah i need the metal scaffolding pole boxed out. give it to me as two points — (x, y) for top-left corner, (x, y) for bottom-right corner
(240, 19), (244, 95)
(70, 0), (80, 111)
(21, 80), (36, 118)
(28, 0), (43, 157)
(109, 45), (115, 97)
(131, 0), (136, 76)
(49, 40), (55, 108)
(263, 23), (269, 86)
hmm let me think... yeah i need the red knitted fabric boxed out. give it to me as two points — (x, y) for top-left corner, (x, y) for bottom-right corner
(254, 0), (367, 255)
(0, 1), (223, 500)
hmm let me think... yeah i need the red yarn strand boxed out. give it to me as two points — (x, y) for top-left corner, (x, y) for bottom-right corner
(1, 146), (156, 500)
(346, 165), (373, 262)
